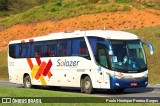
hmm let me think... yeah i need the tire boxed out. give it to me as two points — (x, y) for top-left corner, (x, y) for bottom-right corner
(23, 75), (32, 88)
(82, 76), (94, 94)
(115, 89), (124, 93)
(80, 78), (85, 93)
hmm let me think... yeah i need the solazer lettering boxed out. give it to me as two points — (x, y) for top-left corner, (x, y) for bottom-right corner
(57, 59), (79, 67)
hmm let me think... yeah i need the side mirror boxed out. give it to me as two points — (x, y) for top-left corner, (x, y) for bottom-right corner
(142, 42), (154, 55)
(108, 45), (113, 55)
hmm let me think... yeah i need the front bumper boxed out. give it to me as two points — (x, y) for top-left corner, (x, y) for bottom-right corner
(110, 76), (148, 89)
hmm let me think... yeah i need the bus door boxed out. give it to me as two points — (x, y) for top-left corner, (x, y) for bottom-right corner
(96, 43), (110, 88)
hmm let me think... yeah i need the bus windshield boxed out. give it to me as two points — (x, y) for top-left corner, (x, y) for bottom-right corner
(110, 40), (147, 73)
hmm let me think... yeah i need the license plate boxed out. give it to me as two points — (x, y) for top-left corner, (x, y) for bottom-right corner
(131, 83), (137, 86)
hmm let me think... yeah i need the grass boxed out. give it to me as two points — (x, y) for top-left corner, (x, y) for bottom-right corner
(0, 86), (159, 106)
(115, 0), (160, 10)
(0, 50), (8, 81)
(0, 86), (88, 97)
(116, 0), (133, 3)
(0, 0), (52, 18)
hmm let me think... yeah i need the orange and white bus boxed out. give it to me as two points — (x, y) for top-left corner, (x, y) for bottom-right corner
(8, 30), (154, 94)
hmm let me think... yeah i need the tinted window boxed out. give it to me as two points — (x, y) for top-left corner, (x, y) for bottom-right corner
(32, 42), (43, 57)
(88, 37), (104, 56)
(79, 40), (87, 55)
(19, 43), (31, 58)
(9, 37), (91, 59)
(9, 44), (16, 58)
(59, 40), (67, 56)
(44, 41), (57, 57)
(58, 39), (71, 56)
(72, 37), (90, 59)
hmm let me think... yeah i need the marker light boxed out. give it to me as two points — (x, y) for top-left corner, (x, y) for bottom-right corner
(21, 40), (25, 43)
(29, 39), (34, 42)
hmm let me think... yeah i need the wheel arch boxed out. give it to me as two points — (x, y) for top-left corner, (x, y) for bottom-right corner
(80, 74), (89, 85)
(80, 74), (95, 94)
(23, 73), (32, 88)
(23, 73), (29, 79)
(23, 73), (31, 84)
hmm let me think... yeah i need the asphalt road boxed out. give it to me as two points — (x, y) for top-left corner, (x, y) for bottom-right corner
(0, 81), (160, 97)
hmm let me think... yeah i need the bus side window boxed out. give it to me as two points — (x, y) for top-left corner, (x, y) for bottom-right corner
(44, 41), (57, 57)
(9, 44), (15, 58)
(58, 40), (71, 56)
(72, 38), (79, 56)
(59, 41), (67, 56)
(21, 43), (31, 58)
(80, 40), (87, 55)
(15, 44), (20, 58)
(80, 39), (90, 59)
(72, 38), (90, 60)
(66, 40), (71, 56)
(32, 42), (43, 58)
(88, 37), (97, 57)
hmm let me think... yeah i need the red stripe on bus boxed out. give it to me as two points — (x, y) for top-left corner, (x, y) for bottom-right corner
(43, 60), (52, 76)
(47, 71), (52, 79)
(27, 58), (33, 70)
(36, 58), (41, 66)
(35, 62), (46, 80)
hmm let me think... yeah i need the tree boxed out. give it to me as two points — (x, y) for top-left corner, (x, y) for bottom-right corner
(0, 0), (9, 11)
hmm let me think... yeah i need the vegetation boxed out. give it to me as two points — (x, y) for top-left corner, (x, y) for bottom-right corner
(0, 51), (8, 81)
(0, 0), (159, 29)
(0, 1), (131, 29)
(0, 86), (89, 97)
(0, 0), (51, 18)
(0, 86), (159, 106)
(116, 0), (133, 3)
(0, 0), (9, 11)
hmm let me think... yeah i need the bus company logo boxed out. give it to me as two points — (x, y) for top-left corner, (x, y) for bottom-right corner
(27, 58), (53, 85)
(117, 72), (124, 78)
(57, 59), (79, 67)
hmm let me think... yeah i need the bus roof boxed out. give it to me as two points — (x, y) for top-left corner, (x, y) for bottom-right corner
(9, 30), (139, 44)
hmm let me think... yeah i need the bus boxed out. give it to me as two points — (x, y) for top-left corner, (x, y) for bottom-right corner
(8, 30), (154, 94)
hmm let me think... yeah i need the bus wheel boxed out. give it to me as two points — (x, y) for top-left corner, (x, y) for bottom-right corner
(80, 78), (84, 93)
(23, 75), (32, 88)
(83, 76), (94, 94)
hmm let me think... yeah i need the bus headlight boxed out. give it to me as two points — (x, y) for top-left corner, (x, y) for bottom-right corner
(144, 74), (148, 78)
(115, 83), (120, 86)
(145, 81), (148, 85)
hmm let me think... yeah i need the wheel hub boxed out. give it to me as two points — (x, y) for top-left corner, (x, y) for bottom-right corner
(85, 81), (90, 90)
(25, 80), (31, 88)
